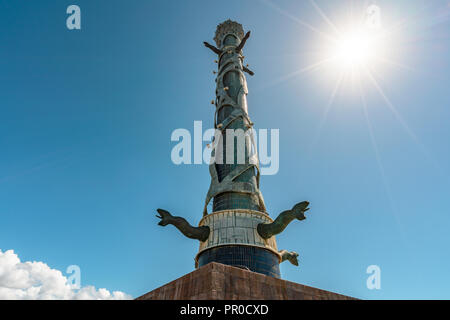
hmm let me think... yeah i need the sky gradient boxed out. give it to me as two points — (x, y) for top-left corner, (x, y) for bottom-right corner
(1, 0), (450, 299)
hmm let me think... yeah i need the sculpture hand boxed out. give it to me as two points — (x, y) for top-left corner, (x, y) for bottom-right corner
(280, 250), (300, 266)
(156, 208), (172, 226)
(292, 201), (310, 221)
(288, 252), (300, 266)
(203, 41), (222, 55)
(257, 201), (311, 239)
(155, 208), (210, 241)
(235, 31), (251, 52)
(243, 66), (254, 76)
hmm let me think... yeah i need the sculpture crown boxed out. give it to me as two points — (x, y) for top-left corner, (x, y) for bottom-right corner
(214, 19), (245, 48)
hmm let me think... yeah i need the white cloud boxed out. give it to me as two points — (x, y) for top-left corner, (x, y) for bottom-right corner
(0, 249), (132, 300)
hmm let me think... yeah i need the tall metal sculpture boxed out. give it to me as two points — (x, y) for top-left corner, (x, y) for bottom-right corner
(156, 20), (310, 278)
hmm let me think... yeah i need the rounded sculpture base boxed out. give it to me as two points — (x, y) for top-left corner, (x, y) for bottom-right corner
(197, 245), (281, 278)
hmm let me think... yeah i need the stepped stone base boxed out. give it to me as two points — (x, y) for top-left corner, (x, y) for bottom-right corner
(136, 262), (356, 300)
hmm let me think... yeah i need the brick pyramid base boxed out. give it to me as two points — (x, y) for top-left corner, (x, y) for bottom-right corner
(136, 262), (356, 300)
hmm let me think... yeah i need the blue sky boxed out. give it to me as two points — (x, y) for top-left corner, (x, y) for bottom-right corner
(0, 0), (449, 299)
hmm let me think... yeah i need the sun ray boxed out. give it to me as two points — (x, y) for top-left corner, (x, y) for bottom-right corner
(364, 67), (418, 141)
(356, 75), (409, 245)
(258, 58), (334, 91)
(374, 57), (416, 72)
(308, 0), (341, 36)
(374, 2), (434, 43)
(259, 0), (337, 43)
(364, 67), (439, 168)
(307, 71), (345, 156)
(348, 0), (353, 23)
(260, 1), (439, 170)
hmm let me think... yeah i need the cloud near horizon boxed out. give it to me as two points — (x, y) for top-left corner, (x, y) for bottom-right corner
(0, 249), (132, 300)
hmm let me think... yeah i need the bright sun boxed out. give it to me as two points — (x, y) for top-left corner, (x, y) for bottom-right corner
(335, 31), (374, 67)
(267, 1), (400, 96)
(329, 27), (383, 71)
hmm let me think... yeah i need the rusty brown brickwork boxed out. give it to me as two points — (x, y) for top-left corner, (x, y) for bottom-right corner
(136, 262), (356, 300)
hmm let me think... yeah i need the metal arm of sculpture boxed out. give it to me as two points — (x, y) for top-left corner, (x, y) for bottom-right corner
(257, 201), (310, 239)
(156, 209), (210, 242)
(279, 250), (300, 266)
(242, 66), (254, 76)
(203, 41), (222, 55)
(235, 31), (250, 52)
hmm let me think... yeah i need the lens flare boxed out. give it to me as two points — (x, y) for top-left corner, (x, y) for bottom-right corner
(329, 27), (384, 72)
(335, 31), (373, 66)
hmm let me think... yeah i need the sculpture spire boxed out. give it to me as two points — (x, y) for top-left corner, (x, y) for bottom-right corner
(202, 19), (263, 216)
(156, 20), (310, 278)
